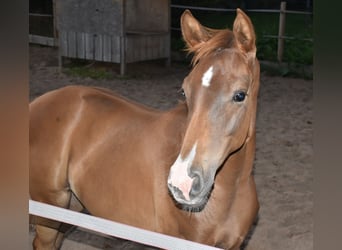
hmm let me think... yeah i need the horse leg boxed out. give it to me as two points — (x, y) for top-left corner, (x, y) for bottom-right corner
(34, 225), (63, 250)
(31, 189), (72, 250)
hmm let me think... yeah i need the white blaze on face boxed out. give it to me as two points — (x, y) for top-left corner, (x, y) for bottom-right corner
(168, 142), (198, 201)
(201, 66), (214, 87)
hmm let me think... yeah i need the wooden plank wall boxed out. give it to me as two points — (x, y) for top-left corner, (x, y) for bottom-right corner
(59, 31), (121, 63)
(56, 0), (170, 73)
(56, 0), (122, 63)
(56, 0), (122, 35)
(125, 33), (169, 63)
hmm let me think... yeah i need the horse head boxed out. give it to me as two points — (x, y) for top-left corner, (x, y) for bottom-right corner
(167, 9), (260, 211)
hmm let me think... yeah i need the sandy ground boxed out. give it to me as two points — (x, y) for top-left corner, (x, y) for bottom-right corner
(29, 45), (313, 250)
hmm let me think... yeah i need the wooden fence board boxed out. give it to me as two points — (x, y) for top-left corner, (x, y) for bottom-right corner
(94, 35), (103, 61)
(76, 32), (85, 59)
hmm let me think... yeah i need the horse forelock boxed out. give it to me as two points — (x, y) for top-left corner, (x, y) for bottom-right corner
(186, 29), (235, 66)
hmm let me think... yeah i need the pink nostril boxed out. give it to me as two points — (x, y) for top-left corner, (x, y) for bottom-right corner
(177, 179), (193, 201)
(168, 175), (194, 201)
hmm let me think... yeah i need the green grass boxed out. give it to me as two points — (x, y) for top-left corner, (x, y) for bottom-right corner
(65, 66), (114, 79)
(63, 60), (115, 80)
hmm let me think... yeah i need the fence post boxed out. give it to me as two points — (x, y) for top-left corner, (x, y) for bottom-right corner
(277, 1), (286, 62)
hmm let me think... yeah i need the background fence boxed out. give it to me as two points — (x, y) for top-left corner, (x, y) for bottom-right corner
(29, 1), (312, 63)
(170, 2), (312, 62)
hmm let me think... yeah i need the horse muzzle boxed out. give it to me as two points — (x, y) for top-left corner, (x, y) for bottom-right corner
(167, 168), (213, 211)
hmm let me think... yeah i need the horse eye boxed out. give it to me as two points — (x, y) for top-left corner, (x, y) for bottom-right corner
(233, 91), (247, 102)
(180, 89), (186, 97)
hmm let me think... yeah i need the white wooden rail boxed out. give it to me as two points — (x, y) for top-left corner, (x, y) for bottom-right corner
(29, 200), (222, 250)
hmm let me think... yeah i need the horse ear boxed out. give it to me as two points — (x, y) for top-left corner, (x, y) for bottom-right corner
(233, 9), (256, 57)
(181, 10), (212, 49)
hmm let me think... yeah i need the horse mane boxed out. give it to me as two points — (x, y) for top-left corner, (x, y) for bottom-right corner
(186, 28), (235, 65)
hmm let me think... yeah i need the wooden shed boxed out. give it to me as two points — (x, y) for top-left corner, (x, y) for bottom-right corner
(55, 0), (170, 75)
